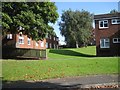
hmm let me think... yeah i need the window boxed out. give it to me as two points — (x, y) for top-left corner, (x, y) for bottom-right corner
(54, 37), (56, 41)
(40, 41), (44, 47)
(46, 42), (48, 48)
(28, 38), (31, 45)
(7, 34), (12, 39)
(100, 38), (110, 48)
(36, 42), (39, 46)
(56, 38), (58, 41)
(99, 20), (108, 28)
(112, 19), (120, 24)
(19, 36), (24, 44)
(113, 38), (120, 43)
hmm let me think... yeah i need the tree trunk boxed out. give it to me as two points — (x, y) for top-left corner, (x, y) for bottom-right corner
(83, 42), (87, 47)
(76, 41), (79, 48)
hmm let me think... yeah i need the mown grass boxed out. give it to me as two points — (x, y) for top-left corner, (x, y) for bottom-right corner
(2, 46), (119, 81)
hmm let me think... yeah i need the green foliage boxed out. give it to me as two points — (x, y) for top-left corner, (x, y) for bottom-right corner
(110, 9), (119, 14)
(2, 2), (59, 41)
(59, 9), (93, 48)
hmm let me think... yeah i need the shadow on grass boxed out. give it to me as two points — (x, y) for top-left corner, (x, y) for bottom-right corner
(49, 49), (96, 57)
(2, 80), (82, 89)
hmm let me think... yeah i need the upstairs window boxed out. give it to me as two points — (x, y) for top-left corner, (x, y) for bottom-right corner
(54, 37), (56, 41)
(112, 19), (120, 24)
(19, 36), (24, 44)
(99, 20), (108, 29)
(7, 34), (12, 39)
(28, 38), (31, 45)
(40, 41), (44, 47)
(113, 38), (120, 43)
(100, 38), (110, 48)
(56, 38), (59, 41)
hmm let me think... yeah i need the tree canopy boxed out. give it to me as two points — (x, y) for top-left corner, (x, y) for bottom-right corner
(2, 2), (59, 41)
(110, 9), (119, 14)
(59, 9), (93, 48)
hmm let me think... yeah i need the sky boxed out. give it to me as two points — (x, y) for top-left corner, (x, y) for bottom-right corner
(50, 1), (119, 45)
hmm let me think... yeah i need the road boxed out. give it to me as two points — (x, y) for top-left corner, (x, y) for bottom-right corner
(2, 74), (119, 89)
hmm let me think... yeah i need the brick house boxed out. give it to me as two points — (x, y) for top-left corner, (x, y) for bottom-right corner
(2, 32), (47, 59)
(94, 13), (120, 56)
(46, 34), (59, 49)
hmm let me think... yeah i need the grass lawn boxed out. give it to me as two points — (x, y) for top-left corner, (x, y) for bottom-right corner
(2, 46), (119, 81)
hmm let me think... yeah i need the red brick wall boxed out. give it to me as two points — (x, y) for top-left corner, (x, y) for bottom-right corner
(95, 19), (120, 56)
(33, 40), (46, 49)
(15, 34), (46, 49)
(46, 35), (59, 49)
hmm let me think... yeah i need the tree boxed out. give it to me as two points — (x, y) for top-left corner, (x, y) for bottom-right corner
(110, 9), (119, 14)
(59, 9), (93, 48)
(2, 2), (59, 41)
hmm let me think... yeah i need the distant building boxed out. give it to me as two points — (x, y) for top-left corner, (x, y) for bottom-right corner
(2, 31), (46, 59)
(46, 34), (59, 49)
(94, 13), (120, 56)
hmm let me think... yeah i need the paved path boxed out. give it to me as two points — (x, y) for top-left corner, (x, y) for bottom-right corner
(2, 74), (119, 89)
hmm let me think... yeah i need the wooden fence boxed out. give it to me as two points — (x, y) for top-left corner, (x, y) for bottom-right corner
(2, 47), (47, 59)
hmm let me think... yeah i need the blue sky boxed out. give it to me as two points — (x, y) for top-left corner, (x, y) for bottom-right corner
(51, 2), (119, 45)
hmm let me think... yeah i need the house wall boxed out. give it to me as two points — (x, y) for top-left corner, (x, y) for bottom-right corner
(2, 34), (16, 48)
(46, 35), (59, 49)
(15, 34), (46, 49)
(2, 34), (47, 59)
(95, 18), (120, 56)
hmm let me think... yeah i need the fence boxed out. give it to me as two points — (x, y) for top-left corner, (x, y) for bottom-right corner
(2, 47), (47, 59)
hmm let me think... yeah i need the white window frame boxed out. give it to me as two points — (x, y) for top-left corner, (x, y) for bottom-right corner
(40, 41), (44, 47)
(28, 38), (31, 45)
(111, 19), (120, 24)
(7, 34), (12, 39)
(100, 38), (110, 48)
(19, 36), (24, 44)
(99, 20), (109, 29)
(54, 37), (56, 41)
(113, 38), (120, 43)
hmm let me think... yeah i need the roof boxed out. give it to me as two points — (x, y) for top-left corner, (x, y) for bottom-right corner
(94, 13), (120, 20)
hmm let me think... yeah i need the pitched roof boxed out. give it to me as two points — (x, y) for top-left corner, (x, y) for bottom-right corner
(94, 13), (120, 20)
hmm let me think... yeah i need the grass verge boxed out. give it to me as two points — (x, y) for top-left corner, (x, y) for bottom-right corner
(2, 46), (119, 81)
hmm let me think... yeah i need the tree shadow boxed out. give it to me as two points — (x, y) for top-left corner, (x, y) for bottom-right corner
(49, 49), (96, 57)
(2, 80), (82, 90)
(2, 79), (119, 90)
